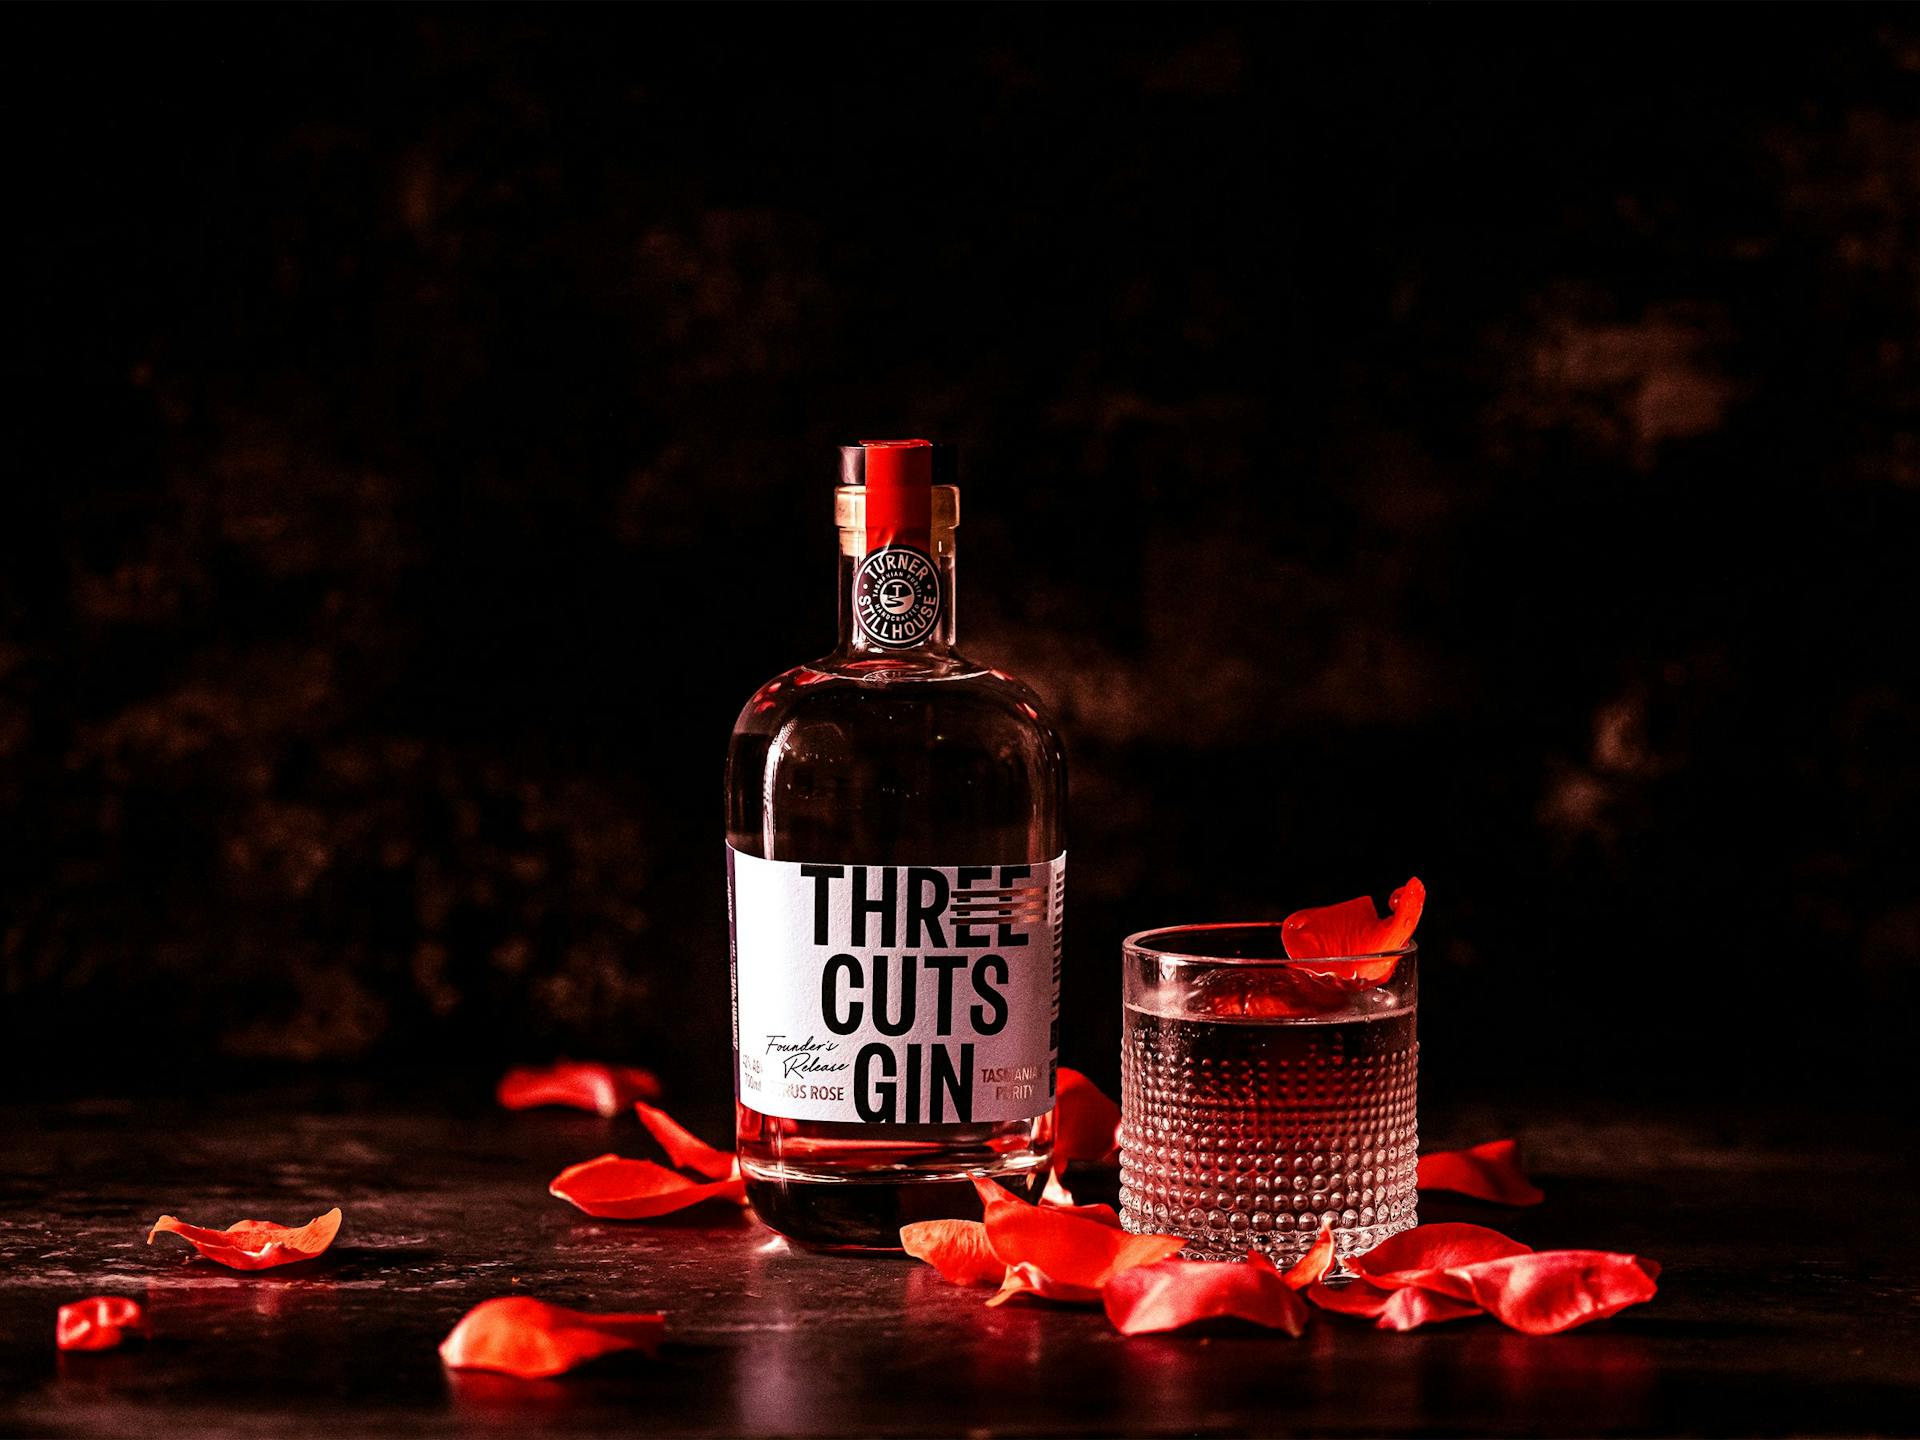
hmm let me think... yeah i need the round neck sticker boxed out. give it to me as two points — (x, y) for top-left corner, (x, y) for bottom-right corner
(855, 545), (942, 647)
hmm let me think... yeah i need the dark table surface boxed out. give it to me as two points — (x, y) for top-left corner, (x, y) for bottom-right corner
(2, 1086), (1916, 1438)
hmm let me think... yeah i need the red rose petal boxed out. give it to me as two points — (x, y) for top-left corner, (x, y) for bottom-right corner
(1282, 1219), (1336, 1289)
(1450, 1250), (1660, 1335)
(147, 1207), (342, 1270)
(971, 1177), (1184, 1304)
(972, 1176), (1028, 1221)
(1281, 876), (1425, 969)
(1038, 1169), (1122, 1225)
(1308, 1222), (1655, 1334)
(438, 1296), (664, 1379)
(497, 1062), (663, 1117)
(1303, 1275), (1401, 1319)
(56, 1297), (148, 1352)
(1303, 1273), (1488, 1329)
(633, 1102), (737, 1181)
(1053, 1068), (1120, 1167)
(1049, 1200), (1124, 1227)
(1418, 1138), (1546, 1206)
(1345, 1222), (1532, 1281)
(549, 1154), (745, 1220)
(1189, 971), (1363, 1020)
(900, 1220), (1005, 1286)
(988, 1262), (1104, 1307)
(1102, 1252), (1309, 1337)
(1376, 1284), (1486, 1330)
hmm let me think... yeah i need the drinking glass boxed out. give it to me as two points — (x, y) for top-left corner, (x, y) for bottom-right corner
(1119, 923), (1418, 1262)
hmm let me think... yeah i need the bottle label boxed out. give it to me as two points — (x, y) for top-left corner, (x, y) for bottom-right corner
(853, 545), (943, 647)
(728, 847), (1064, 1124)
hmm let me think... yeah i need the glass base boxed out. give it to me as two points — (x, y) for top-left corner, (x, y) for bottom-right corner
(1121, 1211), (1417, 1264)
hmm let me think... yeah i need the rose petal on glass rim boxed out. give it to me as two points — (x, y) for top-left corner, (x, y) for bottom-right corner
(439, 1297), (665, 1379)
(1418, 1138), (1546, 1206)
(901, 1220), (1006, 1286)
(549, 1155), (745, 1220)
(497, 1062), (663, 1117)
(1054, 1068), (1121, 1167)
(1281, 877), (1426, 966)
(147, 1208), (342, 1270)
(1103, 1252), (1310, 1337)
(1345, 1222), (1532, 1281)
(1283, 1219), (1337, 1289)
(56, 1297), (149, 1352)
(1449, 1250), (1660, 1335)
(633, 1102), (737, 1181)
(971, 1177), (1183, 1302)
(1192, 972), (1359, 1020)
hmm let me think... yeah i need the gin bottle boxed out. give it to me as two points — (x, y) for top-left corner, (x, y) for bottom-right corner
(726, 440), (1066, 1250)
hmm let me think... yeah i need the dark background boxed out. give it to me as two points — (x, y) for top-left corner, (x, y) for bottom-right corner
(5, 9), (1916, 1110)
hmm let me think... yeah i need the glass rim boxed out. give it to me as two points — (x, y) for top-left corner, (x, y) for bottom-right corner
(1123, 920), (1417, 967)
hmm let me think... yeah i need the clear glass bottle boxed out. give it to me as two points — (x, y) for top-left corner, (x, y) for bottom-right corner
(726, 440), (1066, 1250)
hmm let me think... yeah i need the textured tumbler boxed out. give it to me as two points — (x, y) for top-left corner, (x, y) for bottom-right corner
(1119, 923), (1418, 1262)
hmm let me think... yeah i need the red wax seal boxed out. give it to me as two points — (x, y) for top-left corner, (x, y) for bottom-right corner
(856, 438), (934, 556)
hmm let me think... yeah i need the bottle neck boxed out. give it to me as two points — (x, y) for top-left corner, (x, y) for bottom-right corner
(833, 484), (960, 658)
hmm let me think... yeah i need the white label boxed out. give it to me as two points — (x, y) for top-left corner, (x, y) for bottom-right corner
(728, 847), (1064, 1124)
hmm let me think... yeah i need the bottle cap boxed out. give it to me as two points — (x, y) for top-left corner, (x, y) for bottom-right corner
(838, 439), (957, 555)
(837, 439), (958, 489)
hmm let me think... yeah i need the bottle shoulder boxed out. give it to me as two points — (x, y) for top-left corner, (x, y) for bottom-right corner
(730, 650), (1063, 746)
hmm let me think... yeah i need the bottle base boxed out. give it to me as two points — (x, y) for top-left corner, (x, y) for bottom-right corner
(744, 1160), (1047, 1252)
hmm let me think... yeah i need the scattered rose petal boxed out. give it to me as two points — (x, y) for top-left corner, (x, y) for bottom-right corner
(1304, 1223), (1527, 1322)
(1344, 1222), (1533, 1283)
(1280, 877), (1425, 986)
(147, 1208), (342, 1270)
(549, 1154), (744, 1220)
(1037, 1170), (1121, 1225)
(1282, 1219), (1336, 1289)
(1053, 1068), (1120, 1167)
(1450, 1251), (1660, 1335)
(438, 1297), (664, 1379)
(1102, 1252), (1309, 1337)
(633, 1102), (738, 1181)
(972, 1176), (1027, 1221)
(497, 1062), (662, 1117)
(1304, 1271), (1486, 1328)
(972, 1177), (1183, 1306)
(1376, 1285), (1486, 1331)
(990, 1261), (1104, 1307)
(1308, 1222), (1658, 1334)
(56, 1297), (148, 1352)
(1418, 1139), (1546, 1206)
(900, 1220), (1004, 1286)
(1303, 1275), (1402, 1319)
(1047, 1199), (1124, 1227)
